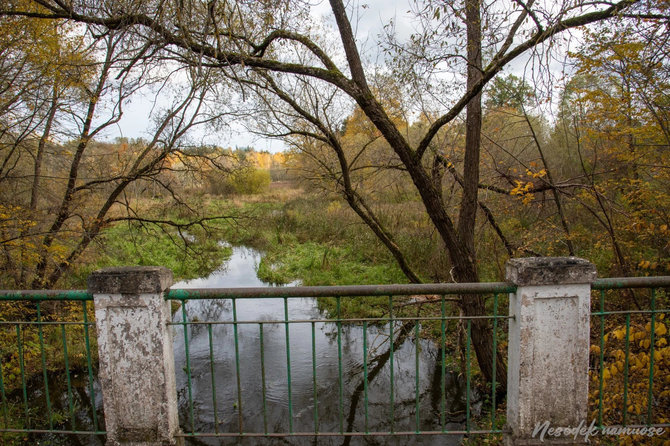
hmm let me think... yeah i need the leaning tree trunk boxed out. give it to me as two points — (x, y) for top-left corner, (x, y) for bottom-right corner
(328, 0), (506, 390)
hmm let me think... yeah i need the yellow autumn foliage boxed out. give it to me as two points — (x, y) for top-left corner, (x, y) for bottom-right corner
(589, 309), (670, 444)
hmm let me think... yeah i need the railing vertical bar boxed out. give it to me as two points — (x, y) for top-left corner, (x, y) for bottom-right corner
(180, 300), (195, 433)
(388, 295), (394, 434)
(232, 298), (243, 434)
(36, 301), (53, 429)
(363, 320), (369, 434)
(622, 312), (630, 426)
(414, 321), (420, 433)
(259, 323), (268, 435)
(60, 323), (75, 430)
(0, 348), (8, 427)
(16, 324), (29, 424)
(465, 319), (471, 433)
(646, 288), (656, 426)
(207, 324), (219, 434)
(597, 289), (605, 428)
(491, 293), (499, 430)
(311, 321), (319, 434)
(440, 294), (446, 433)
(284, 297), (293, 433)
(82, 301), (98, 431)
(336, 296), (343, 434)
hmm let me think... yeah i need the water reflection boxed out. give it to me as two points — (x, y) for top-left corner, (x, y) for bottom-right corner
(173, 247), (471, 445)
(20, 371), (104, 445)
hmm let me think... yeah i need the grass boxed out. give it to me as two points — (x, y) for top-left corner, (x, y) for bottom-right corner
(68, 220), (233, 287)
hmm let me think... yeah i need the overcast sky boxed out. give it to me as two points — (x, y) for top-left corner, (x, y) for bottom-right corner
(106, 1), (417, 152)
(106, 1), (572, 152)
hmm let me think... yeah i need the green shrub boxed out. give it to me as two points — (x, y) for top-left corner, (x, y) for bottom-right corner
(228, 167), (271, 195)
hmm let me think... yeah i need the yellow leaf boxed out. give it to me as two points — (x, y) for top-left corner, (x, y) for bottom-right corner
(614, 328), (626, 340)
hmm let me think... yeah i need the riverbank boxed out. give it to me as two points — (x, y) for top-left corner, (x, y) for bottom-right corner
(66, 184), (411, 289)
(65, 184), (479, 347)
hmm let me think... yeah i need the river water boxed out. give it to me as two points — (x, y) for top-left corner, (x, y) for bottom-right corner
(172, 246), (472, 445)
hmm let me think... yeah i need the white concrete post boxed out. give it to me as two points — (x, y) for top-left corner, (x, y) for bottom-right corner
(505, 257), (597, 445)
(88, 266), (182, 446)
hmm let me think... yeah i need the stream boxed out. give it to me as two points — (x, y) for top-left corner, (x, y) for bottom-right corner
(172, 246), (474, 445)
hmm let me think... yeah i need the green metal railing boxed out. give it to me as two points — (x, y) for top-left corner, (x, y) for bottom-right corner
(166, 282), (515, 441)
(0, 290), (104, 440)
(590, 278), (670, 433)
(165, 278), (670, 441)
(0, 275), (668, 444)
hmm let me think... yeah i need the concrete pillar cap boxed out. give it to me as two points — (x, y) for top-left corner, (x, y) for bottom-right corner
(506, 257), (596, 286)
(88, 266), (173, 294)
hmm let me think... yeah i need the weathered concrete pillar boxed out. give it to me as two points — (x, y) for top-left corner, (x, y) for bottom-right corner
(505, 257), (596, 445)
(88, 266), (182, 446)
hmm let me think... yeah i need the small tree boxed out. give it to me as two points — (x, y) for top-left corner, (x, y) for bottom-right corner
(0, 24), (234, 288)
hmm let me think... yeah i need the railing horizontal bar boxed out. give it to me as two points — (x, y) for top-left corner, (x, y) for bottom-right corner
(174, 429), (504, 437)
(164, 276), (670, 300)
(0, 321), (94, 326)
(0, 290), (92, 300)
(0, 429), (106, 435)
(166, 282), (517, 299)
(591, 309), (669, 316)
(592, 277), (670, 289)
(172, 423), (670, 438)
(167, 315), (511, 326)
(1, 276), (667, 301)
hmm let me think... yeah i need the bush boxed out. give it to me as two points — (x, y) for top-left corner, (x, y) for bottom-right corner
(229, 167), (271, 194)
(205, 167), (271, 196)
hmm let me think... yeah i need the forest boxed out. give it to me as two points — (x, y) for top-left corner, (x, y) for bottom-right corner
(0, 0), (668, 442)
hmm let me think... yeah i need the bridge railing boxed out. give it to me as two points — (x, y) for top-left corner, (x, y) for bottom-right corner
(0, 291), (103, 441)
(0, 257), (667, 445)
(590, 278), (670, 433)
(165, 282), (514, 442)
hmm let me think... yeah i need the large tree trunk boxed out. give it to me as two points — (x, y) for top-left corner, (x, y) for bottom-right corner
(454, 264), (507, 392)
(459, 0), (483, 258)
(454, 0), (507, 391)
